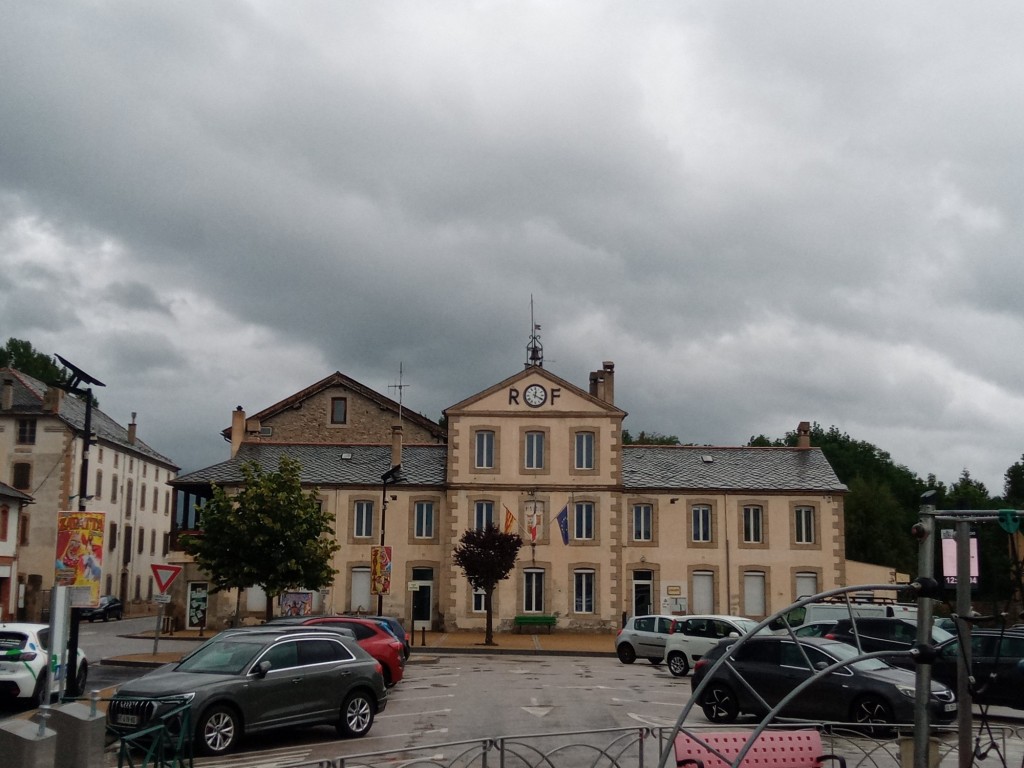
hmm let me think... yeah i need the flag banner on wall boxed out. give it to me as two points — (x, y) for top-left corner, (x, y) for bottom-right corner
(371, 546), (392, 596)
(503, 505), (516, 534)
(556, 505), (569, 545)
(55, 510), (105, 607)
(528, 512), (538, 542)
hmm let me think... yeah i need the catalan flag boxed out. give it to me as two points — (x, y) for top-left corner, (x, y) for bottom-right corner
(503, 505), (516, 534)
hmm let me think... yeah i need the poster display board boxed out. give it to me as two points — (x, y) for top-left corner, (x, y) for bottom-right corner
(187, 581), (209, 630)
(55, 511), (104, 607)
(371, 545), (392, 596)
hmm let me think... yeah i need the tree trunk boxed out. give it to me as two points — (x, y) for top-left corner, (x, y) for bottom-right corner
(484, 588), (495, 645)
(265, 590), (275, 623)
(233, 588), (243, 627)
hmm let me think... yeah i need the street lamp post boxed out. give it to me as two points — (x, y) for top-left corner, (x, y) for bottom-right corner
(55, 355), (105, 698)
(376, 464), (401, 616)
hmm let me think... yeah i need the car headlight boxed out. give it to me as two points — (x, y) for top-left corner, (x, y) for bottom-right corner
(158, 692), (195, 704)
(895, 684), (916, 700)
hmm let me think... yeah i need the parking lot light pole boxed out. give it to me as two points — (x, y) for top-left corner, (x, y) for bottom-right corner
(376, 464), (401, 616)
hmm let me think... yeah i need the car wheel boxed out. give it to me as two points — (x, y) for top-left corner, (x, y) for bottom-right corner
(337, 690), (375, 738)
(32, 673), (48, 706)
(616, 643), (637, 664)
(87, 617), (95, 623)
(701, 683), (739, 723)
(196, 705), (241, 755)
(102, 612), (109, 623)
(115, 610), (123, 620)
(667, 651), (690, 677)
(75, 661), (88, 694)
(851, 695), (894, 737)
(383, 666), (395, 688)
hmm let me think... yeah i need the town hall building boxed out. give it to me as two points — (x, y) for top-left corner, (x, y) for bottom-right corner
(169, 348), (852, 633)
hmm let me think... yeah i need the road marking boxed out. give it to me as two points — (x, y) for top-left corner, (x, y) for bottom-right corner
(522, 706), (552, 717)
(612, 696), (687, 707)
(391, 692), (455, 702)
(627, 712), (675, 727)
(378, 708), (451, 718)
(369, 727), (448, 741)
(189, 747), (311, 768)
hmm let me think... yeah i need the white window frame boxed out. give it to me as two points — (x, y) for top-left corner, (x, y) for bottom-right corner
(574, 502), (594, 540)
(575, 432), (595, 470)
(354, 500), (373, 538)
(475, 430), (494, 469)
(474, 500), (494, 530)
(524, 569), (545, 613)
(472, 588), (486, 613)
(692, 505), (712, 542)
(795, 506), (815, 544)
(743, 505), (763, 543)
(415, 501), (434, 538)
(525, 431), (545, 469)
(632, 504), (652, 541)
(574, 569), (595, 613)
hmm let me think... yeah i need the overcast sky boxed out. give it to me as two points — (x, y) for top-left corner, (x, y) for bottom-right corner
(2, 2), (1023, 495)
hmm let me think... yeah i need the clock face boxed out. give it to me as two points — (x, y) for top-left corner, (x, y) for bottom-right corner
(524, 384), (547, 407)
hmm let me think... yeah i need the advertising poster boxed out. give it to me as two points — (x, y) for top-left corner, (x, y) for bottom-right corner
(371, 545), (392, 596)
(941, 529), (979, 587)
(54, 511), (105, 607)
(280, 592), (313, 616)
(187, 581), (209, 630)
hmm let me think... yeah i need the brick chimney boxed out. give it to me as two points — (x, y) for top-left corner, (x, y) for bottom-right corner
(589, 361), (615, 405)
(127, 412), (137, 445)
(42, 386), (64, 413)
(797, 421), (811, 449)
(391, 423), (403, 468)
(2, 377), (12, 411)
(231, 406), (246, 457)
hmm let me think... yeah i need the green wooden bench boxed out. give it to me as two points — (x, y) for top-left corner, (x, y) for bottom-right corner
(514, 615), (557, 634)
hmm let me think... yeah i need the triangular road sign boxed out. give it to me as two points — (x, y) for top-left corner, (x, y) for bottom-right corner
(151, 563), (183, 593)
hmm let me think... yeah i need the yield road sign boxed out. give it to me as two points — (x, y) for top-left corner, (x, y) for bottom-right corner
(151, 563), (183, 593)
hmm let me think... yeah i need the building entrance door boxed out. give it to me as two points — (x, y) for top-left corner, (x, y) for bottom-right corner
(633, 570), (653, 616)
(411, 566), (433, 630)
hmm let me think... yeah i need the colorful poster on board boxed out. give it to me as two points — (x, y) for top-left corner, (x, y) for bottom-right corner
(187, 581), (209, 630)
(280, 592), (313, 616)
(54, 511), (104, 607)
(370, 545), (392, 596)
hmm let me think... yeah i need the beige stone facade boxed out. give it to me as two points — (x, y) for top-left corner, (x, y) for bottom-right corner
(172, 362), (850, 633)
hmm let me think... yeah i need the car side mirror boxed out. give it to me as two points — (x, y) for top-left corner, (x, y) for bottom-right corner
(814, 661), (829, 671)
(728, 632), (739, 638)
(255, 660), (272, 679)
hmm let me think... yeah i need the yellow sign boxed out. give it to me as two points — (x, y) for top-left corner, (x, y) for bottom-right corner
(55, 511), (105, 607)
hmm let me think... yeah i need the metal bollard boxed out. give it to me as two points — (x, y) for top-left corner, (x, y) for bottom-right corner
(90, 689), (100, 719)
(421, 626), (426, 647)
(36, 704), (51, 739)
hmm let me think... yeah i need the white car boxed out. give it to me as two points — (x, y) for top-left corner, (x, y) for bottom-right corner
(663, 615), (761, 677)
(0, 622), (87, 703)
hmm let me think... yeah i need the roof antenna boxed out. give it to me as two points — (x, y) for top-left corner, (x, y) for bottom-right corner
(525, 296), (543, 368)
(388, 362), (409, 423)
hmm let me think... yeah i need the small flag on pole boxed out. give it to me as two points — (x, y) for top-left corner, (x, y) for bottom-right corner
(503, 505), (516, 534)
(556, 505), (569, 545)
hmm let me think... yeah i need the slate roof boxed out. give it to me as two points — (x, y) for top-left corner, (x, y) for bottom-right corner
(172, 443), (448, 487)
(1, 368), (178, 469)
(622, 446), (847, 493)
(173, 443), (846, 494)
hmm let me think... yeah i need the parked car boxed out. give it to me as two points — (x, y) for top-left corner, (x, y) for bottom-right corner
(616, 615), (684, 664)
(107, 626), (387, 755)
(359, 615), (411, 660)
(824, 617), (953, 668)
(932, 628), (1024, 709)
(692, 636), (957, 730)
(770, 599), (917, 632)
(269, 616), (405, 686)
(0, 622), (88, 704)
(793, 620), (839, 638)
(662, 615), (762, 677)
(81, 595), (124, 622)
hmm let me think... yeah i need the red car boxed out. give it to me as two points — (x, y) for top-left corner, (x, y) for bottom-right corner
(271, 616), (405, 687)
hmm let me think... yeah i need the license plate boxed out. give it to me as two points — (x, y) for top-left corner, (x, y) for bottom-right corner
(0, 664), (15, 673)
(944, 703), (957, 713)
(116, 714), (139, 726)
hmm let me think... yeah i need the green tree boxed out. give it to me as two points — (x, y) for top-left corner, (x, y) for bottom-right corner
(452, 525), (523, 645)
(1004, 456), (1024, 508)
(622, 430), (681, 445)
(0, 337), (66, 384)
(179, 456), (340, 622)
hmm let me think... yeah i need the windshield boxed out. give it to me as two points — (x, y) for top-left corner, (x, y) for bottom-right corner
(817, 640), (891, 671)
(176, 637), (265, 675)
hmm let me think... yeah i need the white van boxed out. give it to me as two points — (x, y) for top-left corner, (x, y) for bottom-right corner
(770, 597), (917, 633)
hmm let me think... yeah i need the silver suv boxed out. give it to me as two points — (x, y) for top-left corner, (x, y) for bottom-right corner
(107, 626), (387, 756)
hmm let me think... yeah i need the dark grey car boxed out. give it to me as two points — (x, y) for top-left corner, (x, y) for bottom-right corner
(107, 627), (387, 756)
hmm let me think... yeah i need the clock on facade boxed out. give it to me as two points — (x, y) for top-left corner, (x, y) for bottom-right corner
(524, 384), (547, 407)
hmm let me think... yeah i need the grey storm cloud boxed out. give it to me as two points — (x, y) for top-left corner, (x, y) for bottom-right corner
(1, 1), (1023, 491)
